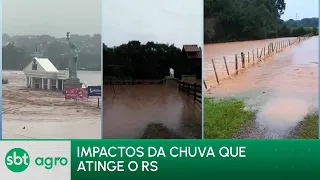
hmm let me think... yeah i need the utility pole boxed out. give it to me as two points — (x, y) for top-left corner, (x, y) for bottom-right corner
(296, 13), (297, 21)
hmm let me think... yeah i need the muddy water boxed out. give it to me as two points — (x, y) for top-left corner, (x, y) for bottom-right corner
(204, 37), (297, 87)
(103, 84), (201, 138)
(206, 36), (318, 138)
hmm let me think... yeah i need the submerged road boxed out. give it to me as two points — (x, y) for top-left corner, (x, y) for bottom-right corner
(103, 84), (201, 139)
(206, 36), (318, 138)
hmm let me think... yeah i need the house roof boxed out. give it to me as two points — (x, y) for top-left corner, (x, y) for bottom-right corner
(35, 57), (59, 72)
(183, 45), (201, 52)
(23, 57), (59, 72)
(183, 45), (202, 59)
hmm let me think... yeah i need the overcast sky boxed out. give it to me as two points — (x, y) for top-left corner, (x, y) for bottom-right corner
(3, 0), (101, 37)
(102, 0), (203, 48)
(281, 0), (319, 20)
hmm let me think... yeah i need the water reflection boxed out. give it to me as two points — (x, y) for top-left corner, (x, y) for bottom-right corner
(103, 84), (201, 138)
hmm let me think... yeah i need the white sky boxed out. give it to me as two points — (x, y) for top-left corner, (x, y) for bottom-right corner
(3, 0), (101, 37)
(281, 0), (319, 20)
(102, 0), (203, 48)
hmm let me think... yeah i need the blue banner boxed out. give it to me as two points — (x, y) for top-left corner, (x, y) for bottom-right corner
(87, 86), (101, 96)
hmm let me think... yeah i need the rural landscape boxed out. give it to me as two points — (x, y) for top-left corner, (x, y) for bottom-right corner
(103, 0), (202, 139)
(204, 0), (318, 139)
(2, 0), (102, 138)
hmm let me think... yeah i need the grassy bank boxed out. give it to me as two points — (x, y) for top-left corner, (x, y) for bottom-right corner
(293, 112), (318, 139)
(204, 98), (256, 139)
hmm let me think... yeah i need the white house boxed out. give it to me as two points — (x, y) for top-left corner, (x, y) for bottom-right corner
(23, 57), (67, 91)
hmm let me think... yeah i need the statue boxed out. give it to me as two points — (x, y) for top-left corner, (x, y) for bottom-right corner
(169, 68), (174, 77)
(66, 32), (78, 79)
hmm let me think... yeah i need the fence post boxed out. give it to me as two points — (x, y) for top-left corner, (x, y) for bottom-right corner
(187, 83), (190, 95)
(223, 56), (230, 76)
(211, 59), (219, 84)
(248, 52), (250, 64)
(256, 48), (258, 60)
(264, 46), (265, 57)
(241, 52), (245, 68)
(203, 80), (207, 89)
(235, 54), (238, 74)
(252, 50), (254, 63)
(272, 42), (275, 53)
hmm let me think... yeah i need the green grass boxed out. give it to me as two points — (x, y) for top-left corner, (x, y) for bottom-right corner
(204, 97), (256, 139)
(295, 112), (318, 139)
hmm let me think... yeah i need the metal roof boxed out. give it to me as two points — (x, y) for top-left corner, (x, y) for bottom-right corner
(34, 57), (59, 72)
(183, 45), (201, 52)
(183, 45), (202, 59)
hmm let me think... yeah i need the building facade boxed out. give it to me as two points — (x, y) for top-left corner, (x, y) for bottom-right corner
(23, 57), (67, 91)
(182, 45), (202, 79)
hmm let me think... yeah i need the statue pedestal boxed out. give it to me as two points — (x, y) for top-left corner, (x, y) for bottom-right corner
(64, 78), (83, 89)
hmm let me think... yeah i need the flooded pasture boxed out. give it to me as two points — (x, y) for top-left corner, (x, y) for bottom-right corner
(103, 84), (201, 139)
(205, 36), (318, 138)
(204, 37), (297, 87)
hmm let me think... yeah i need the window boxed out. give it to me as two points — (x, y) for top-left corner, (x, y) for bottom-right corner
(32, 60), (37, 70)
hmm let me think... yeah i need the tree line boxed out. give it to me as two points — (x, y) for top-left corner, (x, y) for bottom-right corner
(2, 34), (101, 71)
(204, 0), (318, 44)
(103, 41), (198, 80)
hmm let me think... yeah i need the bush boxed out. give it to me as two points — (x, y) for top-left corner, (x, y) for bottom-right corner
(2, 78), (9, 84)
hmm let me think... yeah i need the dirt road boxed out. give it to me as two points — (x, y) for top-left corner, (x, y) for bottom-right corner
(205, 36), (318, 138)
(2, 71), (101, 138)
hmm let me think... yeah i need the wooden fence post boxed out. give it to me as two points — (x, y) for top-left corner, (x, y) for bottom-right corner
(211, 59), (219, 84)
(223, 56), (230, 76)
(241, 52), (245, 68)
(235, 54), (238, 74)
(248, 52), (250, 64)
(203, 80), (207, 89)
(252, 50), (254, 63)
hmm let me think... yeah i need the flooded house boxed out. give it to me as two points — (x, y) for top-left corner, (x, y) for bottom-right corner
(23, 57), (67, 91)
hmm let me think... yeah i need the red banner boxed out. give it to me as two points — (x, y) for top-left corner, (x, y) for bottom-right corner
(65, 88), (88, 100)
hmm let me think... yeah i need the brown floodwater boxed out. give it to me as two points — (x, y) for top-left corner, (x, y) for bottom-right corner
(204, 37), (297, 87)
(103, 84), (201, 138)
(205, 36), (318, 138)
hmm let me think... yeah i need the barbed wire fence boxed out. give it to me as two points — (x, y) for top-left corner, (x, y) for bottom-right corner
(204, 34), (313, 89)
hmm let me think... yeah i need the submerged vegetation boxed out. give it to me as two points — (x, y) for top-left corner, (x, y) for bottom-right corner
(2, 78), (9, 84)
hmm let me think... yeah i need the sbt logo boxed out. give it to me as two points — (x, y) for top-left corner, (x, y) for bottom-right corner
(5, 148), (68, 173)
